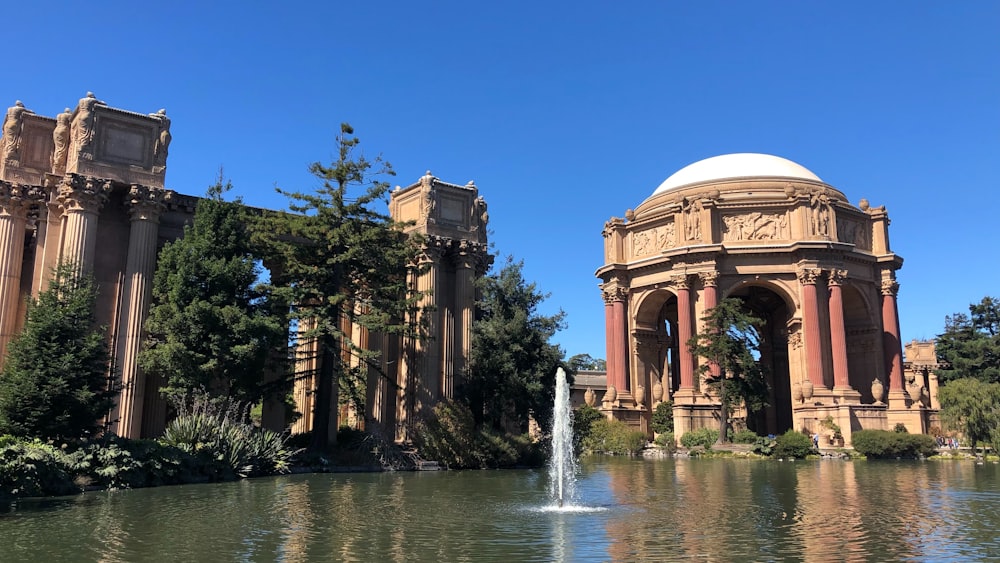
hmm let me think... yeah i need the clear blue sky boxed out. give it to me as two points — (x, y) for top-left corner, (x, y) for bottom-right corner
(11, 2), (999, 360)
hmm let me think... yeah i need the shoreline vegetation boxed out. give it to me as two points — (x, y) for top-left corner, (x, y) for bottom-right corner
(3, 425), (993, 506)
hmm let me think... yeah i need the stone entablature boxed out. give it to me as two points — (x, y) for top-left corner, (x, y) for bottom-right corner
(1, 95), (170, 189)
(390, 171), (488, 245)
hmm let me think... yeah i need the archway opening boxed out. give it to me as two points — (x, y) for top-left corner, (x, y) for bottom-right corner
(727, 284), (793, 436)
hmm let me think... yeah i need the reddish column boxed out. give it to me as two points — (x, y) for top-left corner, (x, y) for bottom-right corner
(604, 298), (616, 387)
(699, 271), (720, 378)
(881, 279), (904, 392)
(798, 268), (825, 388)
(603, 284), (628, 392)
(828, 270), (851, 390)
(612, 299), (627, 391)
(675, 275), (695, 390)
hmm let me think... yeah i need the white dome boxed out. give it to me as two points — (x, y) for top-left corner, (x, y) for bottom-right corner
(651, 153), (822, 196)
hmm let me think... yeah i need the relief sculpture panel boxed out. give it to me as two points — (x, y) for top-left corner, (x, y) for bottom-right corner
(722, 211), (788, 241)
(631, 221), (675, 257)
(836, 217), (871, 250)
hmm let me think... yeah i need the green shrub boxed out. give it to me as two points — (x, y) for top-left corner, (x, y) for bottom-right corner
(572, 405), (604, 454)
(582, 418), (647, 455)
(159, 400), (293, 479)
(751, 436), (776, 456)
(653, 431), (676, 453)
(680, 427), (719, 449)
(893, 423), (909, 433)
(732, 429), (759, 444)
(852, 430), (937, 459)
(0, 438), (79, 498)
(651, 401), (674, 434)
(774, 429), (813, 459)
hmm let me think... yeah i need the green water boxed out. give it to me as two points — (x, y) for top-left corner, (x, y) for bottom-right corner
(3, 457), (999, 562)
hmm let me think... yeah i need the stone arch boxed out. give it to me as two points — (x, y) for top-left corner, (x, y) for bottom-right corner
(841, 282), (881, 401)
(720, 280), (796, 435)
(632, 288), (680, 397)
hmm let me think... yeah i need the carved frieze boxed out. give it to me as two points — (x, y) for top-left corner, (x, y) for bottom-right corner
(722, 211), (788, 241)
(631, 221), (676, 257)
(836, 217), (871, 250)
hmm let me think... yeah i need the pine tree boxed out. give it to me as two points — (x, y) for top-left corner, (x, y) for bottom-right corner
(140, 178), (287, 406)
(255, 123), (424, 449)
(467, 256), (566, 432)
(688, 297), (769, 443)
(936, 296), (1000, 384)
(0, 264), (114, 440)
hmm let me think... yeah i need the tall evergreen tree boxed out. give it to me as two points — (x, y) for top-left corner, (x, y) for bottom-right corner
(0, 264), (114, 440)
(937, 378), (1000, 453)
(688, 297), (769, 443)
(467, 256), (566, 432)
(140, 178), (287, 406)
(254, 123), (424, 449)
(936, 296), (1000, 384)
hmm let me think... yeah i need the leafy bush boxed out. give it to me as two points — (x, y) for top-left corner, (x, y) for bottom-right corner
(651, 401), (674, 434)
(654, 431), (676, 453)
(572, 405), (604, 454)
(852, 430), (937, 459)
(160, 399), (293, 479)
(893, 423), (909, 433)
(0, 438), (78, 498)
(680, 427), (719, 449)
(751, 436), (777, 456)
(732, 429), (759, 444)
(774, 429), (813, 459)
(581, 418), (647, 455)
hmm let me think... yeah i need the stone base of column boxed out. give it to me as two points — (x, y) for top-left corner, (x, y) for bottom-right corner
(671, 402), (720, 442)
(600, 402), (645, 432)
(886, 389), (912, 411)
(671, 387), (701, 405)
(886, 401), (926, 434)
(831, 386), (863, 404)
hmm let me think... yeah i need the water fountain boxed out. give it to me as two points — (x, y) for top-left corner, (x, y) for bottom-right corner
(548, 366), (578, 508)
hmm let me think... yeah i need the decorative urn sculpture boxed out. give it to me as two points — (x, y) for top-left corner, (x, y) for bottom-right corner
(584, 387), (596, 407)
(801, 379), (814, 401)
(871, 378), (885, 405)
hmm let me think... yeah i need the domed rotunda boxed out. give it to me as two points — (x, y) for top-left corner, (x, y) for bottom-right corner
(595, 154), (936, 444)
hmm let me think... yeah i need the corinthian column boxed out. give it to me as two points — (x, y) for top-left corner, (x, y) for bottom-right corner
(57, 174), (110, 275)
(112, 185), (165, 438)
(699, 271), (721, 379)
(880, 278), (905, 396)
(673, 274), (695, 391)
(827, 269), (851, 391)
(453, 240), (478, 398)
(0, 182), (40, 362)
(798, 267), (825, 389)
(416, 238), (444, 411)
(602, 278), (628, 395)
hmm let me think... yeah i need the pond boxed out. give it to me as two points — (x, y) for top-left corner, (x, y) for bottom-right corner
(3, 456), (999, 562)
